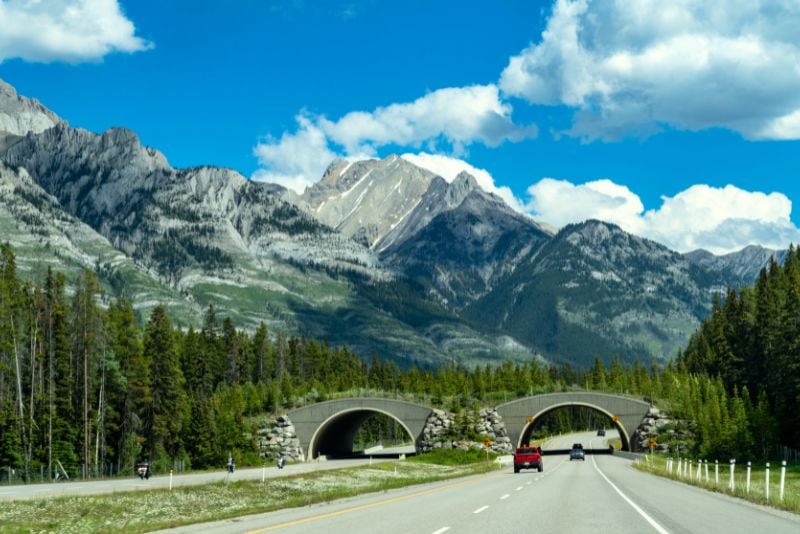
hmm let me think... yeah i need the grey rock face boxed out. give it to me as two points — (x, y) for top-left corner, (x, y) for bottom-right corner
(301, 155), (438, 248)
(684, 244), (787, 284)
(0, 79), (61, 137)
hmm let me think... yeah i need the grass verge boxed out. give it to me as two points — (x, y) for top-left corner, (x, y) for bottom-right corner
(0, 457), (498, 533)
(634, 454), (800, 515)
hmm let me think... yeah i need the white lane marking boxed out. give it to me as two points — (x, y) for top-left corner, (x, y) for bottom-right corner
(526, 481), (531, 485)
(515, 486), (523, 491)
(500, 494), (510, 500)
(432, 528), (450, 534)
(591, 455), (671, 534)
(473, 505), (489, 514)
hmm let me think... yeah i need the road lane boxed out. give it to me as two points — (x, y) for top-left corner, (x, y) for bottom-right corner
(165, 430), (800, 534)
(0, 458), (372, 501)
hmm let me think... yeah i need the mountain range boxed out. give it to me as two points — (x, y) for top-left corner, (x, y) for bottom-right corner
(0, 79), (785, 367)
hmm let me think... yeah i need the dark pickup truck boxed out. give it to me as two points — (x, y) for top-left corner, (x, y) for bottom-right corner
(513, 446), (543, 473)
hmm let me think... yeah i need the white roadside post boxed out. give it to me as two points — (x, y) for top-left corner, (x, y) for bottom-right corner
(697, 460), (702, 482)
(689, 460), (693, 480)
(780, 460), (786, 501)
(169, 469), (173, 491)
(766, 462), (771, 501)
(746, 461), (751, 494)
(667, 457), (672, 475)
(705, 460), (709, 483)
(715, 460), (719, 485)
(729, 459), (736, 491)
(677, 458), (682, 478)
(262, 465), (266, 484)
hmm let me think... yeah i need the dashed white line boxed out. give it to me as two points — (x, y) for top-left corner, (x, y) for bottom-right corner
(473, 505), (489, 514)
(500, 494), (510, 500)
(432, 528), (450, 534)
(526, 481), (532, 485)
(591, 454), (671, 534)
(515, 486), (523, 491)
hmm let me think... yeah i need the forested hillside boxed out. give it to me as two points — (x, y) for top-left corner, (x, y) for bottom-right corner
(680, 247), (800, 448)
(0, 243), (789, 483)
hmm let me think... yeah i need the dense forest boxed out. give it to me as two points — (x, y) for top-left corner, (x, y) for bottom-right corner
(680, 248), (800, 450)
(0, 244), (792, 482)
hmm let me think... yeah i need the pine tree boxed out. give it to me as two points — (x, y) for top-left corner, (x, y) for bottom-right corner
(144, 306), (187, 466)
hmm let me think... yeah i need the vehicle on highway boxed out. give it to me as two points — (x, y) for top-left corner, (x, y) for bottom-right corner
(277, 453), (286, 469)
(136, 461), (151, 480)
(597, 429), (606, 436)
(570, 443), (585, 461)
(513, 445), (543, 473)
(227, 456), (236, 474)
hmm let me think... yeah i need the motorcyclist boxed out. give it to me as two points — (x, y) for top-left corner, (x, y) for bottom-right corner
(227, 455), (235, 473)
(136, 460), (151, 480)
(277, 452), (286, 469)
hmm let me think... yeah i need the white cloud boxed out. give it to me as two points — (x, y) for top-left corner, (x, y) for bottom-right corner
(252, 115), (340, 193)
(0, 0), (151, 63)
(400, 152), (524, 212)
(525, 179), (800, 254)
(252, 85), (536, 193)
(500, 0), (800, 140)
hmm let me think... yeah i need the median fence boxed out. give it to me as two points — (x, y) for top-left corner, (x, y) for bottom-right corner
(637, 454), (799, 513)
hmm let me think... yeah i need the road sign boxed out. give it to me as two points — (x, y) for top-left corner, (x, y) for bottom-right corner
(483, 436), (492, 447)
(612, 415), (620, 422)
(527, 417), (534, 423)
(648, 438), (657, 449)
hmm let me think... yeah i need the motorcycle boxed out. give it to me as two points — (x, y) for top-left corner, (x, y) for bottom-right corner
(226, 456), (235, 474)
(277, 454), (286, 469)
(136, 462), (151, 480)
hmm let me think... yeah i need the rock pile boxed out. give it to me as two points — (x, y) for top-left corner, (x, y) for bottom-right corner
(419, 408), (512, 454)
(632, 407), (690, 452)
(256, 415), (304, 462)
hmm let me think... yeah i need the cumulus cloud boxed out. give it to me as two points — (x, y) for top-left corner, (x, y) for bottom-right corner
(400, 152), (524, 212)
(526, 179), (800, 254)
(0, 0), (151, 63)
(252, 85), (536, 193)
(500, 0), (800, 140)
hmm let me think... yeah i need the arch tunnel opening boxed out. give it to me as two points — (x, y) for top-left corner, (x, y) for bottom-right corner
(519, 404), (631, 453)
(309, 409), (416, 459)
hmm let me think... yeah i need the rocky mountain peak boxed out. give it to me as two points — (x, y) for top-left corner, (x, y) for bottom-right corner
(0, 79), (61, 137)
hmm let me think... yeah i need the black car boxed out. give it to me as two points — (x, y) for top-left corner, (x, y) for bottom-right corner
(597, 429), (606, 437)
(570, 443), (585, 461)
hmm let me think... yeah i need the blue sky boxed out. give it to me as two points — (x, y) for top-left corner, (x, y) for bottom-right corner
(1, 0), (800, 254)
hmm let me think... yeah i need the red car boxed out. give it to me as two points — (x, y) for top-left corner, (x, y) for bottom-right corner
(514, 446), (543, 473)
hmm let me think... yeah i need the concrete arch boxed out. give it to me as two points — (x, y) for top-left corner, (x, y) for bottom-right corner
(496, 392), (650, 452)
(288, 398), (433, 460)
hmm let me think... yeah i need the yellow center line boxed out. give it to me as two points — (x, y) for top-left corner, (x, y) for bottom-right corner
(245, 475), (495, 533)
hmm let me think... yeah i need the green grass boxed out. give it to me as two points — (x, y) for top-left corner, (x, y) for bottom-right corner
(408, 448), (498, 466)
(0, 460), (498, 533)
(635, 454), (800, 514)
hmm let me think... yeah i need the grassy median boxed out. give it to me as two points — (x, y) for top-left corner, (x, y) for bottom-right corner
(634, 454), (800, 514)
(0, 454), (500, 533)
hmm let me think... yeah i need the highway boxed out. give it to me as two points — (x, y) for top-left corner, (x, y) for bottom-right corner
(162, 431), (800, 534)
(0, 458), (371, 501)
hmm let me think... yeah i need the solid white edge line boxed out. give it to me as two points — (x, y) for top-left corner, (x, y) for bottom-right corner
(500, 494), (510, 500)
(473, 505), (489, 514)
(431, 528), (450, 534)
(591, 454), (671, 534)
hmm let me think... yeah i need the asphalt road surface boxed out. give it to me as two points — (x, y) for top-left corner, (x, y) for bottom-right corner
(163, 430), (800, 534)
(0, 458), (371, 501)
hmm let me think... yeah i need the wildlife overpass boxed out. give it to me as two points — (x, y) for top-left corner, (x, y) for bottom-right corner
(288, 392), (651, 459)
